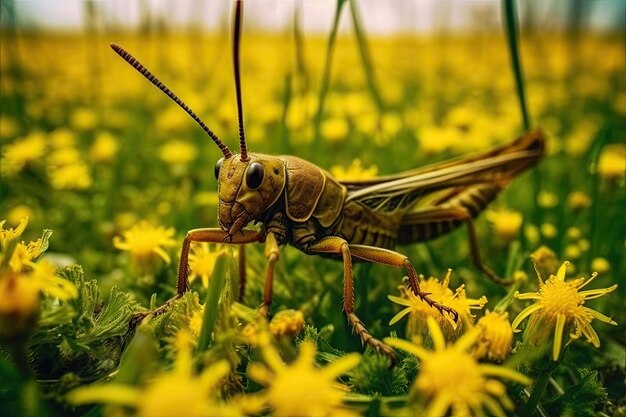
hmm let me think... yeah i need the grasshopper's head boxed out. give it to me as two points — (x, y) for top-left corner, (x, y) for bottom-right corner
(214, 153), (285, 236)
(111, 0), (274, 238)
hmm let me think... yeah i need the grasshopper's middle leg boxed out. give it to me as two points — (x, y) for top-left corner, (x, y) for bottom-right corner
(259, 232), (280, 317)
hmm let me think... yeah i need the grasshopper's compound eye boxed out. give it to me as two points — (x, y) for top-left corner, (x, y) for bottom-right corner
(245, 162), (264, 189)
(214, 157), (224, 179)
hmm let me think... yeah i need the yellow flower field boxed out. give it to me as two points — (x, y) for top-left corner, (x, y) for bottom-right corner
(1, 1), (624, 416)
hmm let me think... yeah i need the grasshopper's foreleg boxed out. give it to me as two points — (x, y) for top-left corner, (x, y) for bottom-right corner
(305, 236), (397, 359)
(127, 228), (260, 329)
(176, 228), (261, 296)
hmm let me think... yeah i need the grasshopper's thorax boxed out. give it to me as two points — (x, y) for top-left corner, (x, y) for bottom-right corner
(216, 153), (286, 236)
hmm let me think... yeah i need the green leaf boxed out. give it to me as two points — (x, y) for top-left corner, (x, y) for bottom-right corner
(542, 369), (608, 417)
(78, 286), (141, 345)
(151, 291), (201, 344)
(349, 349), (408, 396)
(114, 324), (158, 385)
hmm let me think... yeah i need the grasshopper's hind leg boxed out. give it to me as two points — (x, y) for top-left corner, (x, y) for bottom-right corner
(403, 207), (512, 285)
(432, 207), (512, 285)
(305, 237), (397, 359)
(348, 244), (459, 321)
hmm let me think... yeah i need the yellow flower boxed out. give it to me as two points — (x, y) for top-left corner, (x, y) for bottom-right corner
(48, 161), (92, 190)
(113, 221), (177, 273)
(566, 227), (582, 240)
(0, 115), (19, 139)
(49, 128), (77, 149)
(321, 116), (349, 143)
(385, 317), (531, 417)
(241, 322), (264, 347)
(530, 246), (559, 279)
(564, 244), (582, 260)
(486, 208), (523, 243)
(540, 222), (558, 239)
(26, 260), (78, 300)
(269, 309), (305, 337)
(158, 139), (197, 167)
(1, 131), (46, 174)
(524, 224), (540, 245)
(0, 217), (29, 249)
(0, 271), (40, 338)
(330, 159), (378, 181)
(70, 107), (98, 131)
(188, 243), (223, 288)
(388, 270), (487, 338)
(537, 191), (559, 209)
(89, 131), (120, 163)
(248, 341), (361, 417)
(512, 261), (618, 361)
(7, 206), (34, 227)
(156, 106), (193, 133)
(9, 239), (44, 273)
(567, 191), (590, 210)
(597, 143), (625, 181)
(473, 310), (514, 362)
(68, 330), (240, 417)
(590, 257), (610, 274)
(0, 261), (77, 338)
(48, 147), (82, 166)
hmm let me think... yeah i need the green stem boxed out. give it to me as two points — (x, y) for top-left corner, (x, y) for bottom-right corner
(502, 0), (531, 131)
(586, 125), (611, 267)
(313, 0), (347, 144)
(494, 280), (522, 313)
(522, 360), (559, 417)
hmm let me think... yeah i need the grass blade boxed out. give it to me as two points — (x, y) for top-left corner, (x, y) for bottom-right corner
(349, 0), (384, 114)
(502, 0), (531, 130)
(313, 0), (348, 144)
(197, 252), (229, 351)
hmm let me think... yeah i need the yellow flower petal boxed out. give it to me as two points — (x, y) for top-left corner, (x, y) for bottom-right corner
(553, 313), (566, 360)
(67, 384), (140, 406)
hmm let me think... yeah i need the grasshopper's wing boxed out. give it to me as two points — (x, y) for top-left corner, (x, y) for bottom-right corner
(342, 130), (545, 214)
(344, 143), (543, 216)
(340, 130), (545, 191)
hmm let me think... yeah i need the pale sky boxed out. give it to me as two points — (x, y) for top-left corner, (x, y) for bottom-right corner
(5, 0), (625, 33)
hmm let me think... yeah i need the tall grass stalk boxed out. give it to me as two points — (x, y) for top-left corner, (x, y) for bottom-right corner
(313, 0), (348, 144)
(502, 0), (531, 131)
(349, 0), (384, 114)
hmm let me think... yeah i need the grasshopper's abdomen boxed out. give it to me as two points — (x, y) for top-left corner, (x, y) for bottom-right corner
(338, 201), (401, 249)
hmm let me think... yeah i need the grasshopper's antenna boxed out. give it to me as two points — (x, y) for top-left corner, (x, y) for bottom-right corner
(231, 0), (249, 161)
(110, 43), (233, 159)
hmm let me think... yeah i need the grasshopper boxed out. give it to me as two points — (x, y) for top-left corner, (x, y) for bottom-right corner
(113, 0), (545, 357)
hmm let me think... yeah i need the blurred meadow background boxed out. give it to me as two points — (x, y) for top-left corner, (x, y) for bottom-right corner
(1, 1), (625, 416)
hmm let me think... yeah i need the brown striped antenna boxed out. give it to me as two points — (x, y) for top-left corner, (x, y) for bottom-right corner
(231, 0), (249, 161)
(110, 43), (233, 159)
